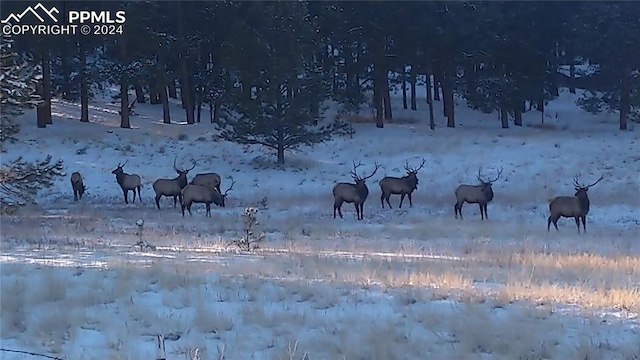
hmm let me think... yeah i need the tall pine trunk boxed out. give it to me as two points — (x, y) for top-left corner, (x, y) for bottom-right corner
(433, 62), (442, 102)
(426, 73), (435, 130)
(160, 82), (170, 124)
(120, 82), (130, 128)
(409, 65), (417, 110)
(167, 79), (177, 99)
(119, 37), (130, 129)
(443, 52), (455, 128)
(134, 83), (146, 103)
(373, 40), (385, 128)
(42, 51), (52, 125)
(79, 45), (89, 123)
(500, 107), (509, 128)
(36, 83), (47, 128)
(568, 44), (576, 94)
(619, 73), (629, 131)
(514, 101), (523, 126)
(383, 70), (392, 120)
(402, 71), (408, 109)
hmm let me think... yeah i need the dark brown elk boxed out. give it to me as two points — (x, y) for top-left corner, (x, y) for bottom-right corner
(153, 157), (196, 209)
(333, 161), (380, 220)
(181, 177), (236, 217)
(547, 175), (604, 233)
(379, 158), (426, 209)
(454, 168), (503, 220)
(190, 172), (221, 192)
(111, 160), (142, 204)
(70, 172), (86, 201)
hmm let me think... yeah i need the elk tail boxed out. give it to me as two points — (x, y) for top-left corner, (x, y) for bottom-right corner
(547, 197), (555, 204)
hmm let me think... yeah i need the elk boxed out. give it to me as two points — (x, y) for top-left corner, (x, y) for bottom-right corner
(547, 175), (604, 233)
(153, 157), (196, 209)
(190, 172), (222, 192)
(379, 158), (426, 209)
(181, 177), (236, 217)
(333, 161), (380, 220)
(70, 172), (87, 201)
(111, 160), (142, 204)
(454, 168), (503, 220)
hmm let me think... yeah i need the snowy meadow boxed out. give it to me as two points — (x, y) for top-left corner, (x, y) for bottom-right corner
(1, 87), (639, 359)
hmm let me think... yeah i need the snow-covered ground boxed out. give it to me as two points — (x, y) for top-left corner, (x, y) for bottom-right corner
(1, 86), (639, 359)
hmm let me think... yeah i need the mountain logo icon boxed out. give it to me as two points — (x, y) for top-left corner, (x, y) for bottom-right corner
(1, 3), (60, 24)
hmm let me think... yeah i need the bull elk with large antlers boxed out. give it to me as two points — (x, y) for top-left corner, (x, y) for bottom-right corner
(111, 160), (142, 204)
(379, 158), (426, 209)
(454, 168), (503, 220)
(153, 156), (196, 209)
(333, 161), (380, 220)
(181, 176), (236, 217)
(547, 175), (604, 233)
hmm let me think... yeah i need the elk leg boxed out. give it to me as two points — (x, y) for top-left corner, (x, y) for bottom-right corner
(132, 188), (137, 203)
(354, 203), (360, 220)
(155, 194), (162, 209)
(574, 217), (581, 234)
(582, 216), (587, 233)
(380, 193), (385, 208)
(483, 204), (488, 219)
(385, 195), (393, 209)
(123, 189), (129, 204)
(399, 193), (406, 208)
(137, 186), (142, 202)
(478, 204), (484, 220)
(334, 200), (344, 219)
(181, 203), (186, 217)
(206, 203), (211, 217)
(74, 191), (78, 202)
(408, 193), (413, 208)
(173, 196), (177, 208)
(454, 202), (464, 220)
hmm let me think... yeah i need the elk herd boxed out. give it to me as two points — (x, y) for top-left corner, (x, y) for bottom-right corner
(68, 157), (605, 233)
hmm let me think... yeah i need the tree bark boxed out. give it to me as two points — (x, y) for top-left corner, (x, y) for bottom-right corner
(167, 79), (177, 99)
(41, 51), (52, 124)
(79, 46), (89, 122)
(402, 71), (408, 109)
(426, 73), (435, 130)
(373, 41), (385, 128)
(619, 74), (629, 131)
(500, 107), (509, 128)
(36, 83), (47, 128)
(465, 60), (478, 103)
(443, 54), (455, 128)
(514, 101), (523, 126)
(134, 83), (146, 103)
(120, 82), (130, 128)
(568, 44), (576, 94)
(160, 82), (170, 124)
(383, 71), (393, 120)
(433, 62), (442, 102)
(409, 65), (417, 110)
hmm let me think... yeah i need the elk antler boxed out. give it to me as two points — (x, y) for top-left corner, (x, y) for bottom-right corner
(187, 160), (196, 171)
(476, 168), (486, 183)
(223, 176), (236, 196)
(350, 160), (363, 180)
(361, 162), (380, 180)
(405, 158), (426, 173)
(173, 155), (181, 172)
(488, 167), (503, 183)
(117, 160), (128, 168)
(573, 176), (582, 189)
(585, 175), (604, 188)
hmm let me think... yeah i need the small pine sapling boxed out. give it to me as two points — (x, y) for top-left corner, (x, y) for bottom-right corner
(232, 206), (265, 251)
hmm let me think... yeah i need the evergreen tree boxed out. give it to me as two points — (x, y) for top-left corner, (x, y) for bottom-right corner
(221, 2), (340, 164)
(0, 33), (42, 148)
(0, 34), (64, 213)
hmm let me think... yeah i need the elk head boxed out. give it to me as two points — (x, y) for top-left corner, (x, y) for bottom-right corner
(173, 156), (196, 176)
(404, 158), (426, 188)
(350, 161), (380, 186)
(111, 160), (128, 175)
(573, 175), (604, 197)
(477, 167), (503, 195)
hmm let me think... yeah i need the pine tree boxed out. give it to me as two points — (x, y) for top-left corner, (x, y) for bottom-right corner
(0, 34), (64, 213)
(221, 2), (341, 164)
(0, 33), (42, 148)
